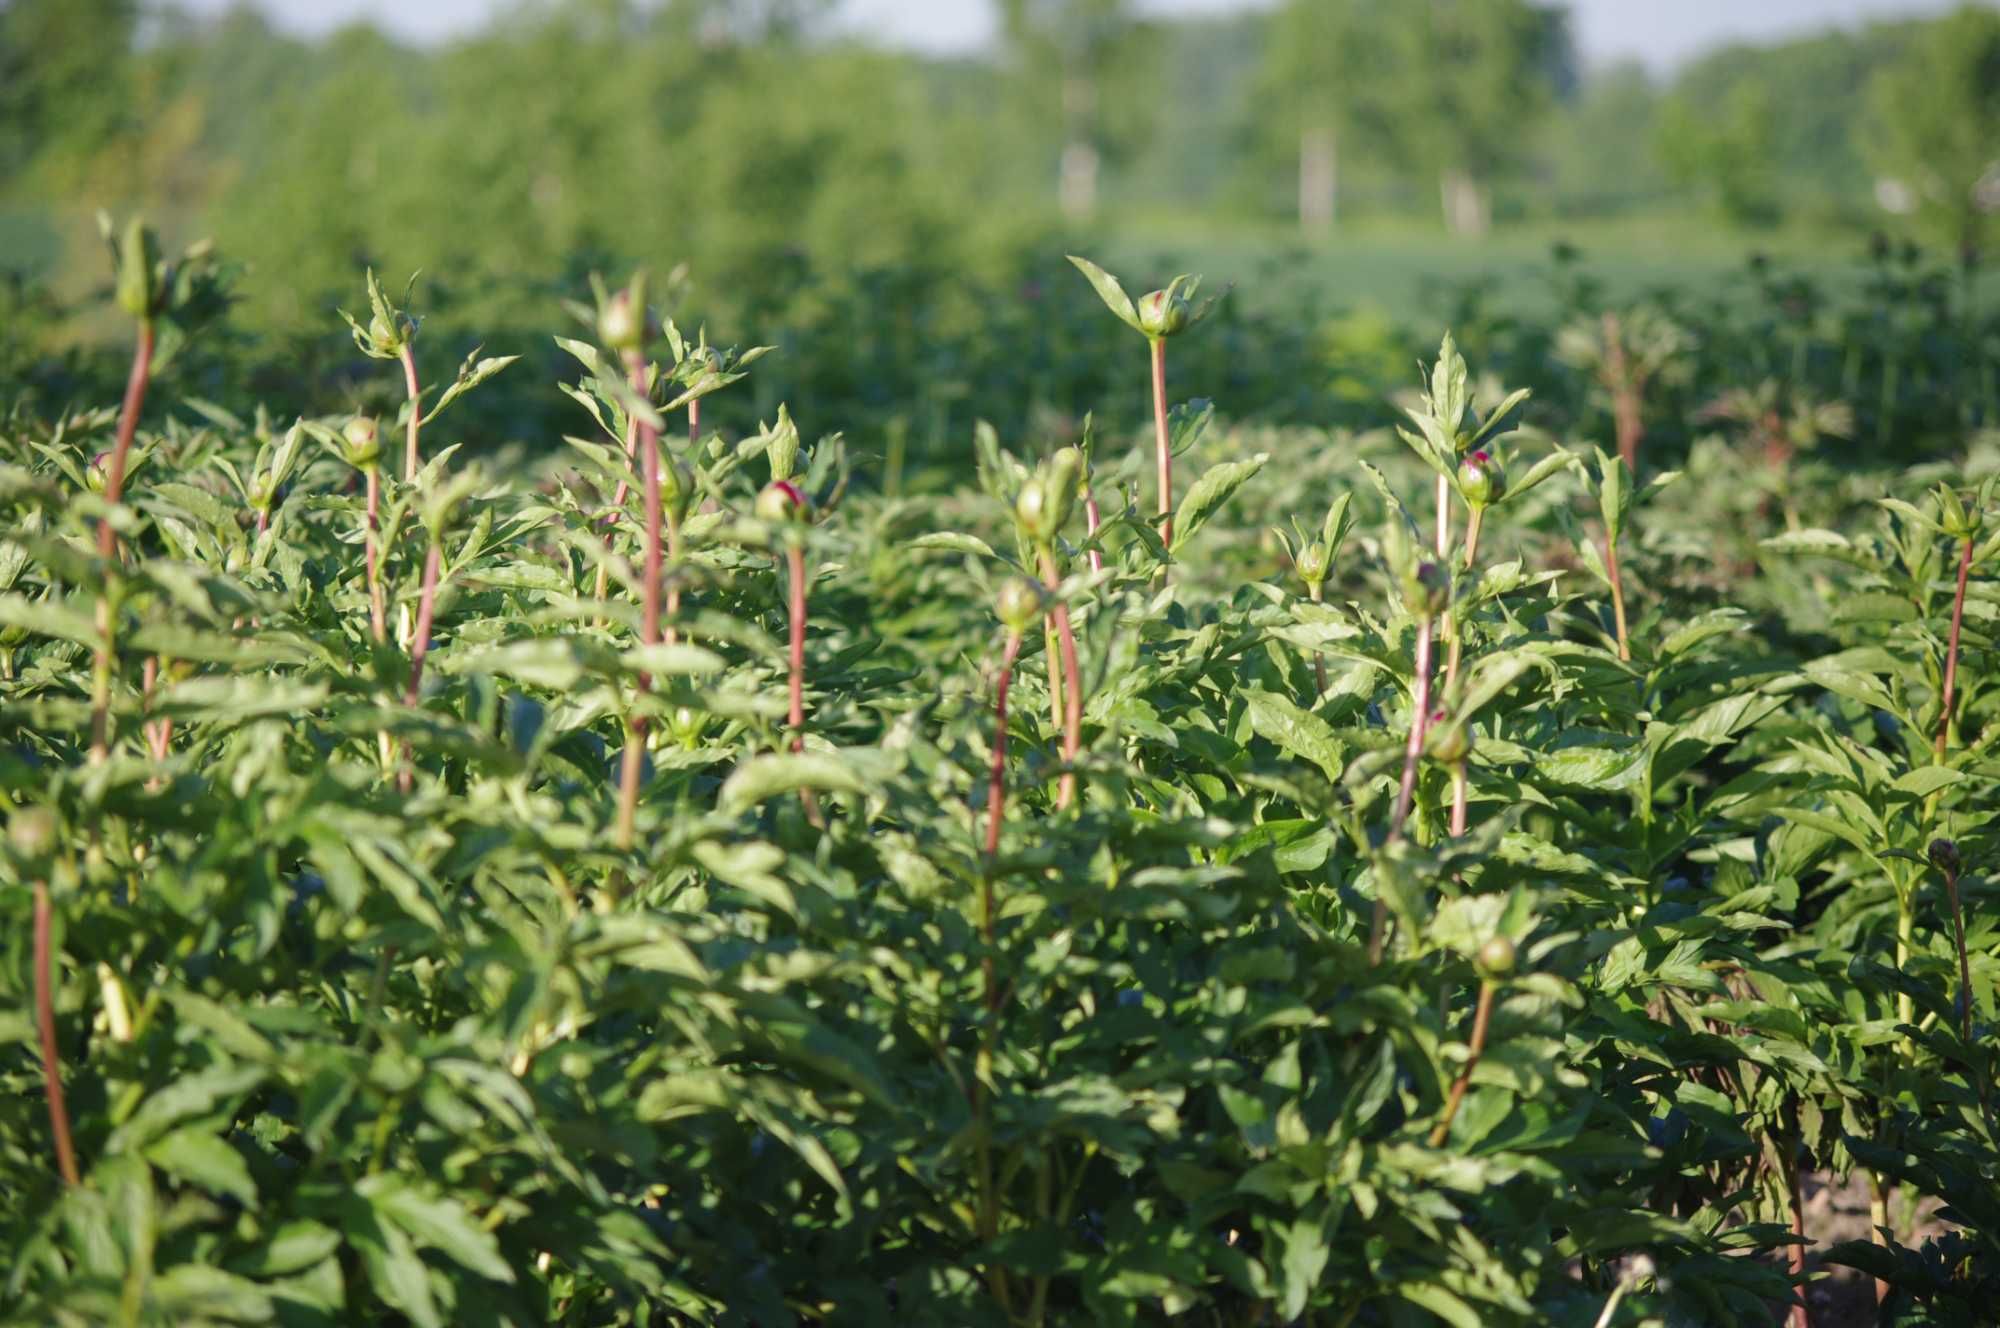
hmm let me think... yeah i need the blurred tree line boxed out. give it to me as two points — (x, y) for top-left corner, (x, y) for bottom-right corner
(1, 0), (1995, 457)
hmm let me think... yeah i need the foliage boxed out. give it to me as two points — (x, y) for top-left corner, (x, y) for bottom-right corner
(1, 210), (1997, 1327)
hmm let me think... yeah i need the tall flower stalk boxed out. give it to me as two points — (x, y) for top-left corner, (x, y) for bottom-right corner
(1067, 257), (1224, 547)
(1015, 451), (1086, 810)
(88, 220), (163, 764)
(1932, 487), (1980, 761)
(339, 270), (425, 483)
(16, 806), (78, 1187)
(1431, 937), (1511, 1146)
(597, 280), (663, 850)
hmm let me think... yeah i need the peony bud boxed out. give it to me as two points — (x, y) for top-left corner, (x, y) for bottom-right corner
(994, 578), (1042, 634)
(1044, 449), (1082, 533)
(1458, 449), (1505, 508)
(765, 405), (801, 483)
(756, 479), (809, 525)
(1295, 541), (1331, 590)
(1929, 838), (1961, 875)
(1014, 477), (1055, 542)
(1401, 560), (1449, 620)
(1425, 712), (1472, 765)
(115, 218), (161, 319)
(598, 291), (644, 353)
(660, 460), (694, 521)
(86, 452), (111, 494)
(1137, 288), (1191, 338)
(1476, 935), (1516, 980)
(1937, 487), (1983, 540)
(342, 415), (382, 469)
(8, 805), (57, 860)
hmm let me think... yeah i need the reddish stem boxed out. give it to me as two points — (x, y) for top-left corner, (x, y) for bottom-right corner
(89, 321), (155, 763)
(403, 543), (442, 709)
(1936, 534), (1974, 762)
(1449, 762), (1469, 838)
(980, 637), (1021, 1023)
(1602, 312), (1646, 474)
(1151, 338), (1172, 545)
(1787, 1138), (1812, 1328)
(98, 321), (155, 559)
(630, 353), (663, 654)
(787, 543), (808, 746)
(399, 344), (422, 483)
(365, 469), (385, 642)
(34, 882), (80, 1187)
(1428, 978), (1495, 1147)
(1040, 548), (1084, 810)
(985, 633), (1023, 861)
(1371, 616), (1435, 964)
(1605, 530), (1631, 662)
(398, 542), (442, 794)
(1392, 620), (1436, 837)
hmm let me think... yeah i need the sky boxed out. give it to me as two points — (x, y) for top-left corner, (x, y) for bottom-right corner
(173, 0), (1981, 70)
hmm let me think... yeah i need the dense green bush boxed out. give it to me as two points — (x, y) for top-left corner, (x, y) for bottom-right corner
(0, 229), (1995, 1327)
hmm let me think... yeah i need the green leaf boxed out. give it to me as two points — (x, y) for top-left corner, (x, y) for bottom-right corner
(1172, 453), (1268, 553)
(362, 1176), (515, 1284)
(719, 751), (871, 813)
(909, 531), (999, 559)
(1241, 688), (1345, 782)
(1066, 254), (1143, 333)
(144, 1127), (258, 1207)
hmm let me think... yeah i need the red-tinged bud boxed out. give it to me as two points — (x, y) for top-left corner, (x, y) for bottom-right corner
(1425, 712), (1472, 765)
(1929, 838), (1961, 874)
(756, 479), (809, 525)
(1458, 449), (1504, 507)
(1137, 288), (1191, 338)
(1402, 560), (1449, 619)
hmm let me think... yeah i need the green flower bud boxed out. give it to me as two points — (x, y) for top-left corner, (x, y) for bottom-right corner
(1137, 288), (1191, 338)
(994, 578), (1042, 634)
(1929, 838), (1961, 875)
(765, 406), (801, 483)
(756, 479), (809, 525)
(86, 452), (111, 494)
(1295, 541), (1331, 590)
(599, 290), (648, 353)
(8, 805), (58, 860)
(115, 218), (161, 319)
(668, 704), (706, 745)
(0, 622), (26, 647)
(1425, 711), (1472, 765)
(1014, 477), (1055, 542)
(1458, 449), (1505, 508)
(1475, 935), (1516, 980)
(1938, 487), (1983, 540)
(660, 460), (694, 521)
(1401, 560), (1449, 620)
(248, 472), (277, 511)
(1043, 449), (1082, 533)
(342, 415), (382, 470)
(368, 309), (407, 353)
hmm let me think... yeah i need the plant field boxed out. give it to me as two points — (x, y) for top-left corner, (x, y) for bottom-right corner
(1, 225), (1996, 1328)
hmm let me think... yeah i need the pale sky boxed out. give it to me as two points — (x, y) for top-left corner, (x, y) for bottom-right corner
(173, 0), (1983, 70)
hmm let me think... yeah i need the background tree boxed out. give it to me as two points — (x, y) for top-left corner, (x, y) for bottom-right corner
(1385, 0), (1573, 236)
(1864, 4), (2000, 257)
(998, 0), (1149, 220)
(1260, 0), (1396, 233)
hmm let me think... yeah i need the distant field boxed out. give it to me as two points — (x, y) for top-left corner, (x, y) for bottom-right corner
(1106, 214), (1991, 323)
